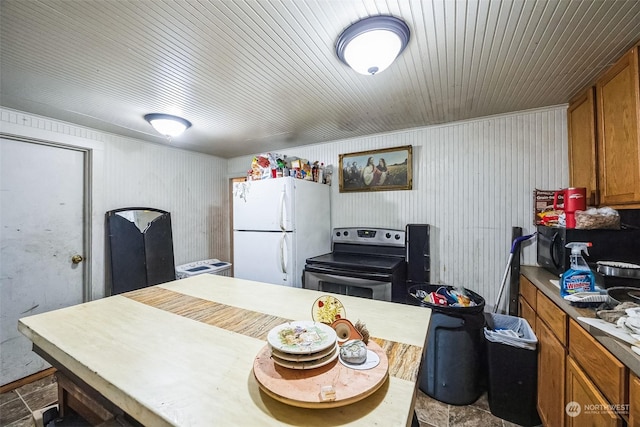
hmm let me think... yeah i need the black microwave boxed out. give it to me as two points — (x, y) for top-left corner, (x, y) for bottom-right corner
(536, 225), (640, 276)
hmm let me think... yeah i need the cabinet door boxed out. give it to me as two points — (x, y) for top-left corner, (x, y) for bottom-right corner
(596, 46), (640, 206)
(519, 296), (536, 335)
(566, 356), (623, 427)
(630, 372), (640, 426)
(568, 87), (598, 206)
(537, 318), (566, 427)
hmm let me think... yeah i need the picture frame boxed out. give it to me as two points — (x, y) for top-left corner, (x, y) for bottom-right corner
(339, 145), (412, 193)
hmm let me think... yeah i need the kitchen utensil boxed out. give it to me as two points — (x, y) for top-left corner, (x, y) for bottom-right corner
(606, 287), (640, 305)
(628, 290), (640, 303)
(493, 233), (536, 313)
(597, 261), (640, 279)
(563, 292), (608, 308)
(553, 187), (586, 228)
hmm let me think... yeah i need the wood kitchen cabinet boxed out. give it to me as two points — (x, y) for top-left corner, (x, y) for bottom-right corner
(537, 318), (566, 427)
(630, 373), (640, 426)
(567, 87), (598, 206)
(596, 44), (640, 207)
(519, 276), (537, 335)
(567, 42), (640, 208)
(535, 289), (568, 427)
(565, 356), (623, 427)
(520, 272), (633, 427)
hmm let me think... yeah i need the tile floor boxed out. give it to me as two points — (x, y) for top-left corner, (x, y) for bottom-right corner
(1, 375), (527, 427)
(0, 376), (57, 427)
(413, 389), (528, 427)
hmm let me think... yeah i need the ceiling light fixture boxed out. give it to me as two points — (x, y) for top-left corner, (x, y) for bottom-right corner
(335, 15), (410, 76)
(144, 113), (192, 138)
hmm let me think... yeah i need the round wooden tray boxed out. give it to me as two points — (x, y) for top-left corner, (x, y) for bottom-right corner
(253, 340), (389, 408)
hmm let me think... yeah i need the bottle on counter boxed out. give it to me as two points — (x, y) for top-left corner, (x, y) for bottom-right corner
(560, 242), (595, 297)
(318, 163), (325, 184)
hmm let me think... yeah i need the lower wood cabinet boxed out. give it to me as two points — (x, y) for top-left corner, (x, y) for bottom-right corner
(631, 373), (640, 426)
(537, 318), (566, 427)
(565, 356), (623, 427)
(519, 296), (536, 335)
(520, 274), (633, 427)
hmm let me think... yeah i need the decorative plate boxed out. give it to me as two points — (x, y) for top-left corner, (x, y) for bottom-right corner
(311, 295), (346, 324)
(270, 342), (337, 362)
(271, 344), (339, 370)
(267, 321), (337, 354)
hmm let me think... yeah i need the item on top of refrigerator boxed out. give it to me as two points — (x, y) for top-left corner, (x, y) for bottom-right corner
(324, 164), (333, 185)
(250, 153), (285, 180)
(575, 207), (620, 229)
(560, 242), (595, 297)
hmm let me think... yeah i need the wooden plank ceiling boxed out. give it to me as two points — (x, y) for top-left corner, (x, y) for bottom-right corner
(1, 0), (639, 158)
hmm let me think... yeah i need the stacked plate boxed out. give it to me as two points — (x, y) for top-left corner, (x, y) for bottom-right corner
(266, 321), (338, 369)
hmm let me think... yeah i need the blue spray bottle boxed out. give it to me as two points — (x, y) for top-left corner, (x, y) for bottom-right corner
(560, 242), (595, 297)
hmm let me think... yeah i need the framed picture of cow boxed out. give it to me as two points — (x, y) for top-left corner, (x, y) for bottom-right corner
(338, 145), (412, 193)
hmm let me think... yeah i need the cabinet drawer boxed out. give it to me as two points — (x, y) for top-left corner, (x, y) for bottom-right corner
(569, 319), (628, 406)
(520, 275), (537, 310)
(519, 296), (536, 335)
(537, 290), (567, 345)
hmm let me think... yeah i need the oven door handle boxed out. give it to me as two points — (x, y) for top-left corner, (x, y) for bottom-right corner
(304, 265), (392, 281)
(306, 271), (391, 287)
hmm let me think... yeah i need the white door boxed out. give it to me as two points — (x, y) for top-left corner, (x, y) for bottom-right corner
(0, 137), (86, 385)
(233, 231), (295, 286)
(233, 178), (294, 231)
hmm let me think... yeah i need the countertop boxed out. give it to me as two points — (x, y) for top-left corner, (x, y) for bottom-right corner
(18, 274), (431, 427)
(521, 265), (640, 377)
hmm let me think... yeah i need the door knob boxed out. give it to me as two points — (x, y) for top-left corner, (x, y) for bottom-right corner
(71, 255), (84, 264)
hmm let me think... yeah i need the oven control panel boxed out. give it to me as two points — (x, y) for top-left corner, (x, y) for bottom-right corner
(332, 227), (405, 247)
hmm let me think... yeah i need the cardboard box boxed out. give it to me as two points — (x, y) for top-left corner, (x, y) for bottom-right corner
(533, 189), (563, 225)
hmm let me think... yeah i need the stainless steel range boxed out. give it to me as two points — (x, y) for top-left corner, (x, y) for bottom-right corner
(303, 227), (408, 302)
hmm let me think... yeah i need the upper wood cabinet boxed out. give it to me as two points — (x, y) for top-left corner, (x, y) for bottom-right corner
(596, 45), (640, 207)
(567, 87), (598, 206)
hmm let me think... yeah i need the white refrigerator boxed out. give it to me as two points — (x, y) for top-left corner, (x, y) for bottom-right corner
(233, 177), (330, 287)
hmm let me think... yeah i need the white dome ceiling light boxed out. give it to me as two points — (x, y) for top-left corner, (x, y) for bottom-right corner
(335, 15), (410, 76)
(144, 113), (192, 138)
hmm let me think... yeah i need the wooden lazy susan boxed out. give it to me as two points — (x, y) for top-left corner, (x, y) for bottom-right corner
(253, 339), (389, 409)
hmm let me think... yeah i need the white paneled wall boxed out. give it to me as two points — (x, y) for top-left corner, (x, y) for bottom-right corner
(229, 106), (569, 310)
(102, 138), (228, 266)
(2, 105), (567, 308)
(1, 108), (229, 299)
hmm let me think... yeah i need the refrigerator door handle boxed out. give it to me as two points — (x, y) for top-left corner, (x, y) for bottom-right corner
(279, 233), (288, 274)
(279, 188), (286, 231)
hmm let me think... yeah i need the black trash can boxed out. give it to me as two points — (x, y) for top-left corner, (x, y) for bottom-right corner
(407, 283), (486, 405)
(484, 313), (541, 426)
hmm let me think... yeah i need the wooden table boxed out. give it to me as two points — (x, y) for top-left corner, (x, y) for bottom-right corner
(19, 275), (431, 426)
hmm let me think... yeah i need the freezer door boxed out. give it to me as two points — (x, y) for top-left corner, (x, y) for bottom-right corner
(233, 178), (294, 231)
(233, 231), (296, 286)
